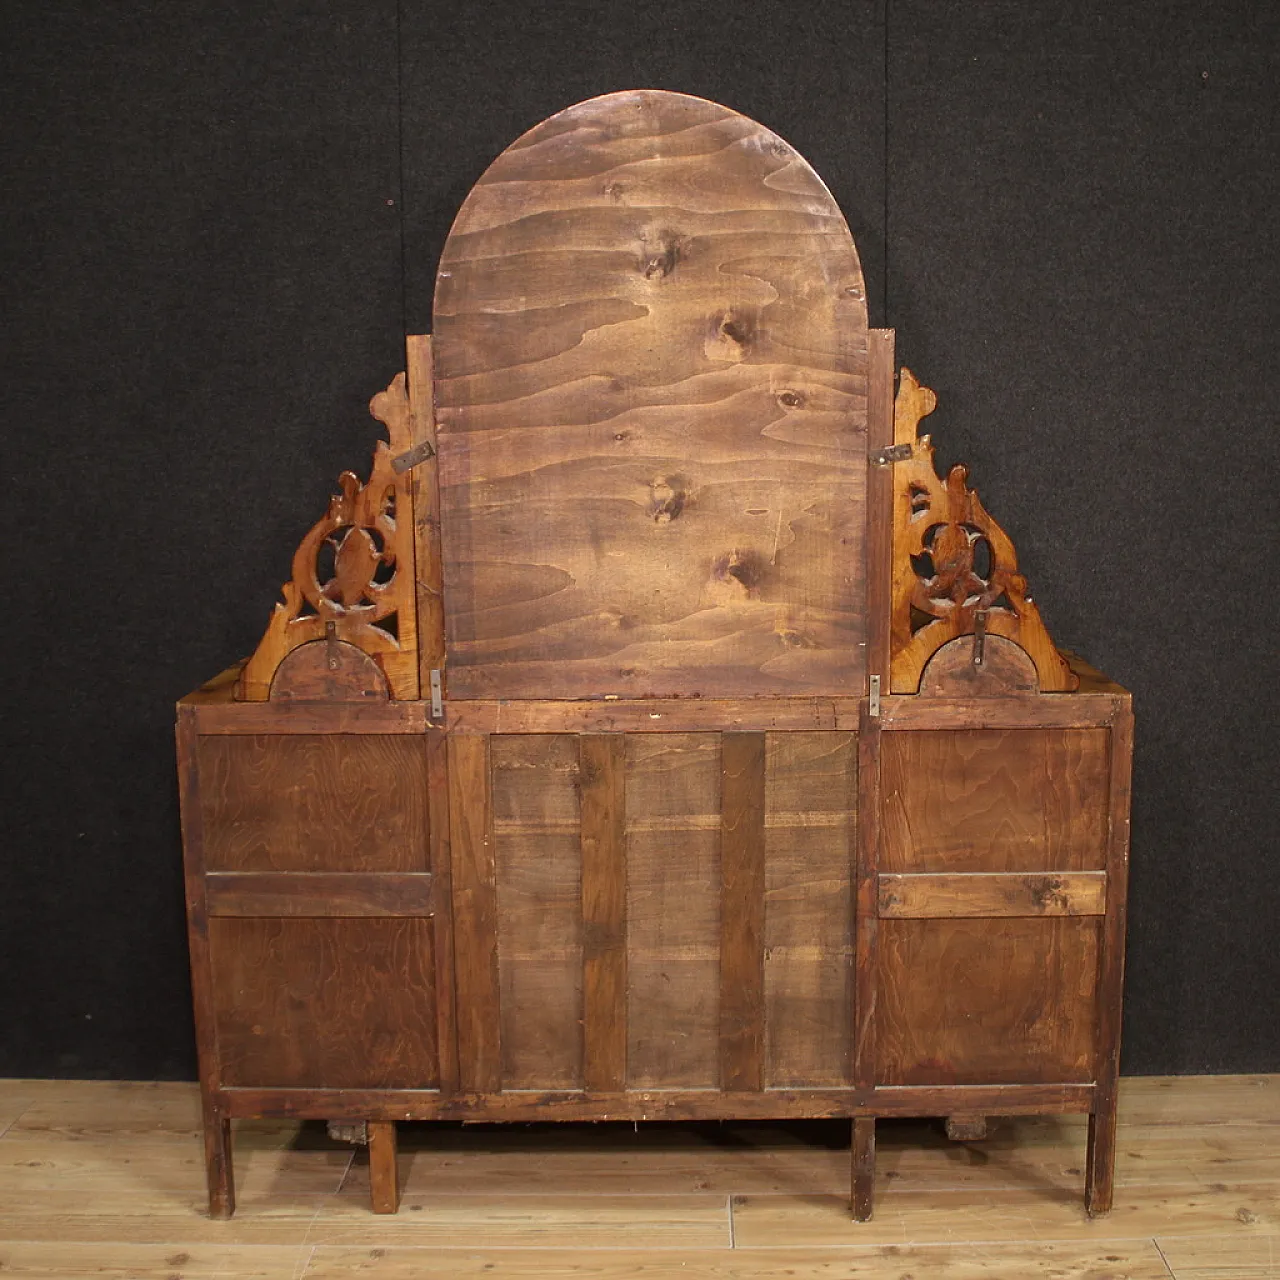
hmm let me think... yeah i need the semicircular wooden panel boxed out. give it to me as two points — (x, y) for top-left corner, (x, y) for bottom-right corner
(433, 89), (869, 699)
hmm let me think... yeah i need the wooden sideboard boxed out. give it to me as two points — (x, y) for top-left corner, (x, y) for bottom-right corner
(177, 90), (1132, 1222)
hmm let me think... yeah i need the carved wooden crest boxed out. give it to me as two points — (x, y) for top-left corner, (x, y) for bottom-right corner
(237, 375), (420, 701)
(890, 369), (1077, 694)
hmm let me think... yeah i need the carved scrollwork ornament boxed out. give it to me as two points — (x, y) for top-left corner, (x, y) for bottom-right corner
(889, 368), (1077, 694)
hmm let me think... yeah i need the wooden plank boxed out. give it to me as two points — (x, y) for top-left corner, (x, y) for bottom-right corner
(426, 726), (458, 1094)
(877, 917), (1101, 1086)
(445, 698), (862, 735)
(219, 1081), (1097, 1122)
(205, 872), (435, 918)
(879, 693), (1120, 730)
(579, 734), (627, 1093)
(763, 732), (856, 1087)
(626, 734), (722, 1088)
(448, 733), (501, 1094)
(207, 917), (438, 1090)
(877, 872), (1107, 919)
(719, 732), (766, 1092)
(176, 707), (234, 1219)
(406, 334), (446, 687)
(853, 708), (880, 1090)
(193, 700), (428, 735)
(491, 734), (583, 1089)
(880, 728), (1110, 874)
(865, 329), (896, 688)
(367, 1121), (400, 1215)
(433, 91), (869, 701)
(198, 735), (430, 873)
(1088, 701), (1135, 1216)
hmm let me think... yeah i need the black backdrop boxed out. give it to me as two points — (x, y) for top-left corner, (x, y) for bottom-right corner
(2, 1), (1276, 1079)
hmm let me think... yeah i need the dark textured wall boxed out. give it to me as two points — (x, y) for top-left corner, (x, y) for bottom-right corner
(2, 1), (1275, 1078)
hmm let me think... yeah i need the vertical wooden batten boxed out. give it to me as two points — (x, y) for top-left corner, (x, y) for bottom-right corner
(579, 734), (628, 1093)
(447, 733), (501, 1093)
(719, 732), (766, 1093)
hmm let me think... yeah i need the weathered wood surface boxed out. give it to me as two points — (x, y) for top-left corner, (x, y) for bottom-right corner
(198, 735), (430, 873)
(876, 916), (1101, 1086)
(880, 728), (1110, 873)
(204, 872), (436, 919)
(877, 871), (1107, 919)
(207, 917), (438, 1089)
(432, 90), (870, 699)
(367, 1121), (400, 1215)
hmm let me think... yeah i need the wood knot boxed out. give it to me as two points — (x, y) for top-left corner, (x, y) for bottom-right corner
(649, 475), (686, 523)
(603, 181), (625, 201)
(712, 549), (764, 597)
(706, 310), (755, 363)
(776, 389), (806, 409)
(640, 231), (681, 279)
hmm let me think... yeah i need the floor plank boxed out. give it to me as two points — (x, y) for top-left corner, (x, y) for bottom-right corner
(0, 1240), (310, 1278)
(1157, 1232), (1280, 1278)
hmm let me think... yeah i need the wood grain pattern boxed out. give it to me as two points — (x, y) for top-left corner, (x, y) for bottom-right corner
(367, 1121), (400, 1215)
(208, 917), (437, 1089)
(626, 734), (721, 1088)
(880, 728), (1110, 873)
(877, 871), (1107, 919)
(447, 733), (501, 1093)
(406, 335), (446, 688)
(579, 734), (628, 1092)
(433, 90), (869, 700)
(852, 1117), (875, 1221)
(865, 330), (896, 688)
(491, 734), (583, 1089)
(877, 917), (1100, 1086)
(763, 731), (855, 1087)
(198, 735), (429, 873)
(719, 732), (766, 1092)
(425, 727), (458, 1094)
(192, 699), (429, 735)
(205, 872), (435, 918)
(853, 710), (880, 1091)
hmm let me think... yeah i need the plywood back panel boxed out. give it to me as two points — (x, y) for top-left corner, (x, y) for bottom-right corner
(198, 735), (429, 873)
(491, 734), (583, 1089)
(433, 90), (869, 699)
(880, 728), (1110, 873)
(764, 731), (856, 1086)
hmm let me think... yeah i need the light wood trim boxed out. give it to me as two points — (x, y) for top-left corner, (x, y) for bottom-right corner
(192, 700), (429, 735)
(877, 872), (1107, 919)
(205, 872), (436, 918)
(879, 694), (1121, 731)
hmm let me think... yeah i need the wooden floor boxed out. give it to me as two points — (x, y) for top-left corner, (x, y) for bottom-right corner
(0, 1077), (1276, 1278)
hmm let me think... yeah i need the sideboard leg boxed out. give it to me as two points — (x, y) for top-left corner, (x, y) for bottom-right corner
(1085, 1103), (1117, 1216)
(945, 1114), (988, 1142)
(851, 1117), (876, 1222)
(204, 1115), (235, 1219)
(368, 1121), (401, 1214)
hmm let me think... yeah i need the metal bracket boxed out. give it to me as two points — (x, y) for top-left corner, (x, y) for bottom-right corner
(972, 610), (987, 668)
(871, 443), (913, 466)
(429, 668), (444, 720)
(391, 439), (436, 474)
(869, 674), (881, 718)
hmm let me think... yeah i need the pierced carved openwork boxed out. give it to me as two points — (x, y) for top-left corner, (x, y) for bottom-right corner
(237, 374), (419, 701)
(890, 368), (1077, 694)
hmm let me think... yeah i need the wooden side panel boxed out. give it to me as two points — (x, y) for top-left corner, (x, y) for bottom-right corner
(491, 734), (583, 1089)
(448, 733), (501, 1093)
(719, 732), (766, 1092)
(763, 731), (856, 1086)
(208, 917), (437, 1089)
(579, 734), (627, 1092)
(626, 734), (721, 1088)
(880, 729), (1110, 873)
(876, 916), (1100, 1085)
(198, 736), (429, 872)
(433, 90), (869, 701)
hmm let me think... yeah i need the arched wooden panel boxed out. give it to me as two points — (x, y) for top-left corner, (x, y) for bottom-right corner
(432, 90), (869, 699)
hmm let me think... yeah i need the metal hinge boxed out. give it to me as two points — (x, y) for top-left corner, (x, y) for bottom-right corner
(869, 674), (881, 717)
(391, 439), (436, 474)
(871, 443), (913, 466)
(429, 668), (444, 719)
